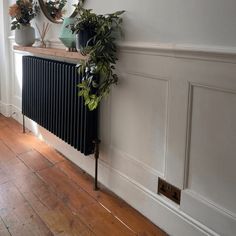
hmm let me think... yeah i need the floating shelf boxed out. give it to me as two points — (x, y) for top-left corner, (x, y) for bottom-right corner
(13, 45), (87, 61)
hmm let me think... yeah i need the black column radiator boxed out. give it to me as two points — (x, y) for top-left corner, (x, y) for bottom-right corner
(22, 56), (98, 156)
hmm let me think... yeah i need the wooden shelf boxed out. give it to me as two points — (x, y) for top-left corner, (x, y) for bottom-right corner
(13, 45), (87, 61)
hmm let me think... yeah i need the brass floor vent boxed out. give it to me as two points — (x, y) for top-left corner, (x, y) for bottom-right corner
(158, 178), (181, 204)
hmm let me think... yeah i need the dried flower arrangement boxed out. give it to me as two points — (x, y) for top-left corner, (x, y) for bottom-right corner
(9, 0), (39, 30)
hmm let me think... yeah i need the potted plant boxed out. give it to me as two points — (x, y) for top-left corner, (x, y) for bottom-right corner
(9, 0), (39, 46)
(69, 7), (125, 111)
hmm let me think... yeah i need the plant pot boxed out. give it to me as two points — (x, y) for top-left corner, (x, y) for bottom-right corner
(15, 24), (35, 46)
(76, 29), (95, 52)
(59, 17), (76, 51)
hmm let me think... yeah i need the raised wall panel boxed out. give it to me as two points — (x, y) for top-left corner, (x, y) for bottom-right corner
(181, 84), (236, 236)
(110, 73), (169, 176)
(186, 85), (236, 214)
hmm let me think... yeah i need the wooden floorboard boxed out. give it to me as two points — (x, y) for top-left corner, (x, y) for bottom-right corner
(55, 161), (165, 236)
(19, 150), (53, 172)
(0, 114), (167, 236)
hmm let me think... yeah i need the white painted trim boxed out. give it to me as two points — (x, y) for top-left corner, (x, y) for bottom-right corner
(118, 41), (236, 55)
(49, 40), (236, 63)
(0, 101), (11, 117)
(181, 190), (236, 236)
(105, 145), (164, 193)
(10, 104), (22, 122)
(9, 36), (236, 63)
(122, 70), (170, 179)
(110, 145), (164, 178)
(184, 82), (236, 188)
(119, 42), (236, 63)
(97, 159), (220, 236)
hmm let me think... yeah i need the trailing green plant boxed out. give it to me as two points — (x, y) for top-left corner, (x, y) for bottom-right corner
(69, 7), (125, 111)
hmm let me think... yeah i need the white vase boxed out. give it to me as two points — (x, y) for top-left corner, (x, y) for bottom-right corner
(15, 24), (35, 46)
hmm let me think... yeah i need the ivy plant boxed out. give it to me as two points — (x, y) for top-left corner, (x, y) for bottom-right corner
(69, 7), (125, 111)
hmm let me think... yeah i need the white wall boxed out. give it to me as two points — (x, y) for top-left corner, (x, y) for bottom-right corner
(6, 0), (236, 47)
(32, 0), (236, 48)
(0, 0), (11, 116)
(2, 0), (236, 236)
(84, 0), (236, 47)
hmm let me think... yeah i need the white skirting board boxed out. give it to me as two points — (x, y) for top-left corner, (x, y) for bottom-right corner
(181, 190), (236, 236)
(0, 101), (11, 117)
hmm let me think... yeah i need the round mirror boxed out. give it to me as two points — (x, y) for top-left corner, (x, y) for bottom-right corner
(38, 0), (84, 24)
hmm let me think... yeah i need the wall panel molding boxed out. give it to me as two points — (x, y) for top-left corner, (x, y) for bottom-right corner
(182, 83), (236, 236)
(9, 37), (236, 64)
(124, 71), (170, 179)
(119, 42), (236, 64)
(110, 71), (169, 178)
(184, 82), (236, 189)
(107, 145), (164, 193)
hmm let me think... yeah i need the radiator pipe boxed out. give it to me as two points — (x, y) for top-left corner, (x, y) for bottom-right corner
(93, 139), (100, 191)
(22, 114), (26, 133)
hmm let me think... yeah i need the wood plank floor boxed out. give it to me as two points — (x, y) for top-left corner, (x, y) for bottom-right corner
(0, 114), (167, 236)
